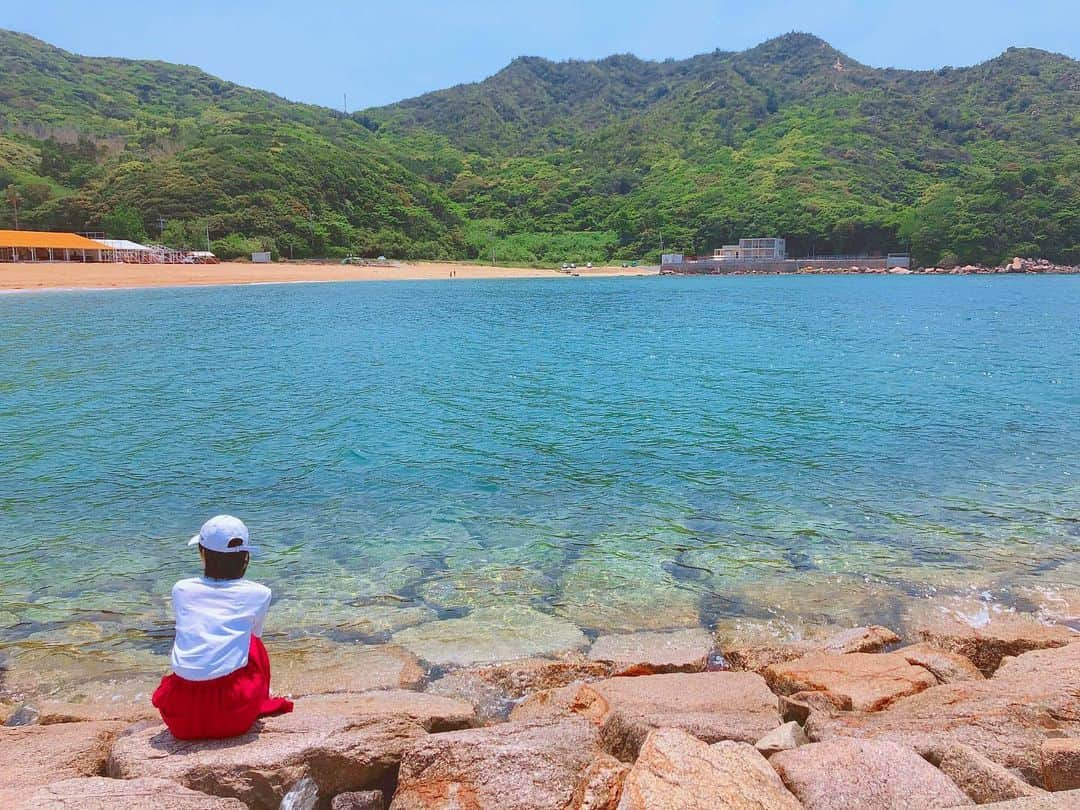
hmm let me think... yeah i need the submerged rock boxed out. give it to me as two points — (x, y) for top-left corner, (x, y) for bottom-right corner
(267, 601), (435, 640)
(391, 605), (588, 667)
(271, 640), (425, 696)
(389, 718), (600, 810)
(556, 553), (702, 632)
(724, 573), (906, 631)
(418, 562), (555, 611)
(770, 739), (973, 809)
(571, 671), (781, 761)
(763, 651), (938, 712)
(616, 728), (802, 810)
(0, 721), (125, 807)
(588, 628), (712, 675)
(28, 776), (247, 809)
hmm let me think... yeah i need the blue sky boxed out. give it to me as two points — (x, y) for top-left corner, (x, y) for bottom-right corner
(4, 1), (1078, 109)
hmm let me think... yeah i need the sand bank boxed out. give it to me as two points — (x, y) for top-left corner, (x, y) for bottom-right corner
(0, 260), (656, 292)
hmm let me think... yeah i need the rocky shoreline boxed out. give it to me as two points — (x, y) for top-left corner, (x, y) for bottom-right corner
(2, 598), (1078, 809)
(665, 257), (1080, 277)
(800, 257), (1080, 276)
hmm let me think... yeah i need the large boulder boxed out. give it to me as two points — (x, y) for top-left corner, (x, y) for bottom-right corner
(616, 728), (803, 810)
(588, 629), (713, 675)
(763, 652), (937, 711)
(296, 691), (477, 732)
(27, 776), (246, 809)
(770, 739), (973, 809)
(721, 626), (900, 674)
(108, 692), (474, 808)
(919, 742), (1045, 804)
(894, 643), (986, 684)
(458, 658), (613, 697)
(907, 599), (1074, 675)
(806, 643), (1080, 786)
(508, 684), (583, 722)
(571, 671), (781, 761)
(1041, 739), (1080, 792)
(0, 721), (125, 807)
(28, 701), (157, 726)
(389, 718), (600, 810)
(391, 606), (588, 667)
(959, 792), (1080, 808)
(427, 658), (612, 723)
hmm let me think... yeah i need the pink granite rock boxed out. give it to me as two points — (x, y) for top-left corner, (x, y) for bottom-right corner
(806, 643), (1080, 786)
(571, 671), (781, 760)
(27, 777), (247, 809)
(1041, 739), (1080, 792)
(616, 728), (803, 810)
(0, 721), (125, 807)
(764, 652), (937, 711)
(389, 718), (600, 810)
(770, 739), (973, 808)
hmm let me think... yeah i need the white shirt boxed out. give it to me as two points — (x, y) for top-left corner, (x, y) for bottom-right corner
(169, 577), (272, 681)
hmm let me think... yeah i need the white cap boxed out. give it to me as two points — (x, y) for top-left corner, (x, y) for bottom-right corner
(188, 515), (256, 554)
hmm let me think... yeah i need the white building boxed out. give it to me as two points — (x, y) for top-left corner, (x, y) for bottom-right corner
(714, 237), (786, 260)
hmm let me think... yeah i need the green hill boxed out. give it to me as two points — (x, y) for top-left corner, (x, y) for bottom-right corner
(0, 30), (1076, 265)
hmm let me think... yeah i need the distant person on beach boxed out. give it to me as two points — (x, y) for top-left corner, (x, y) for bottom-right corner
(152, 515), (293, 739)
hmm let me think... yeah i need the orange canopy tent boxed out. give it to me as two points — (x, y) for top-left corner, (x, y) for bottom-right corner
(0, 229), (110, 262)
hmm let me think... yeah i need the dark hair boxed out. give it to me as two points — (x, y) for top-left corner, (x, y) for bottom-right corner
(201, 538), (249, 580)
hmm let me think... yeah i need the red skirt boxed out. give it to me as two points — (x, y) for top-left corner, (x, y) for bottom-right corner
(152, 635), (293, 740)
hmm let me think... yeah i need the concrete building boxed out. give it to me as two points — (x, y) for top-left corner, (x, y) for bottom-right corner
(714, 237), (786, 261)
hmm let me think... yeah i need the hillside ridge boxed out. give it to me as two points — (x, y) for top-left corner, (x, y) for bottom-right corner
(0, 28), (1076, 265)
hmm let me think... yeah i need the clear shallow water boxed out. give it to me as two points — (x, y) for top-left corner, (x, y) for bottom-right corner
(1, 275), (1078, 692)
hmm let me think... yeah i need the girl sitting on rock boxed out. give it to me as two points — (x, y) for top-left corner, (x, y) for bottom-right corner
(152, 515), (293, 739)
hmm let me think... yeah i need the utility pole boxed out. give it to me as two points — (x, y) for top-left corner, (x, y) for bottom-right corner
(659, 230), (664, 254)
(205, 223), (211, 253)
(490, 228), (496, 267)
(158, 216), (167, 243)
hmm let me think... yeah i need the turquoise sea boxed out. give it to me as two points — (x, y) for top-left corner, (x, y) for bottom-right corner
(1, 275), (1078, 695)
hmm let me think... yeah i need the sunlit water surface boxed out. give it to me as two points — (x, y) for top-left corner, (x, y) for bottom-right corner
(1, 275), (1077, 697)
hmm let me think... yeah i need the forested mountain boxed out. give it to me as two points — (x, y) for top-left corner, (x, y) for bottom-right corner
(0, 30), (1077, 264)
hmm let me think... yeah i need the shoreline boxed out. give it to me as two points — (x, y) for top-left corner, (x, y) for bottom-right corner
(0, 260), (656, 293)
(2, 599), (1077, 808)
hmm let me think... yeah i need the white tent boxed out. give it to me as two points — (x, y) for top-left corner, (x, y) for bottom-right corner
(99, 239), (152, 252)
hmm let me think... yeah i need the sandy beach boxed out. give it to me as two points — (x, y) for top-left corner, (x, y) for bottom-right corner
(0, 260), (656, 292)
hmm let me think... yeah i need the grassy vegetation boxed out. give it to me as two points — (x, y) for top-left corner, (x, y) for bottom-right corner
(0, 30), (1076, 266)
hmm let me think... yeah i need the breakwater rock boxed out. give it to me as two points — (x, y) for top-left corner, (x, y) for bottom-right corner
(3, 617), (1078, 809)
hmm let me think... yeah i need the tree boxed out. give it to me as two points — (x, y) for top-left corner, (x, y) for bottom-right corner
(100, 204), (149, 243)
(5, 185), (20, 229)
